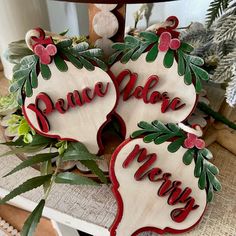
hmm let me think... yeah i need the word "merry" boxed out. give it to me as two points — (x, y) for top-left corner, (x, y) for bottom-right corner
(123, 144), (199, 223)
(27, 82), (110, 133)
(116, 70), (186, 113)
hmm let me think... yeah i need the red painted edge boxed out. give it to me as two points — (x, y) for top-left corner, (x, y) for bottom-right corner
(22, 68), (120, 155)
(109, 137), (207, 236)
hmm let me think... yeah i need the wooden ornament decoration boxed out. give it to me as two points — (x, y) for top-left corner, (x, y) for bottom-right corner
(11, 28), (118, 154)
(109, 16), (209, 139)
(110, 121), (221, 236)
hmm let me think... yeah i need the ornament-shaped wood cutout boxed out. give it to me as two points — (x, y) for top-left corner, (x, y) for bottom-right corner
(11, 28), (118, 154)
(109, 16), (209, 138)
(110, 121), (221, 236)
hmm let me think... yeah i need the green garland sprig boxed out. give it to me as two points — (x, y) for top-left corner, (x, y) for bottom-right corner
(131, 120), (221, 202)
(109, 31), (209, 93)
(9, 38), (107, 106)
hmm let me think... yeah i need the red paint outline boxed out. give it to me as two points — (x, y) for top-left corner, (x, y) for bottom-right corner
(23, 68), (120, 155)
(109, 138), (207, 235)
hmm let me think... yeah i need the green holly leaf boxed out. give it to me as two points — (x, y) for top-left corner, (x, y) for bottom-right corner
(140, 31), (159, 43)
(4, 152), (58, 177)
(0, 175), (52, 204)
(183, 149), (195, 165)
(167, 137), (185, 153)
(131, 42), (150, 61)
(191, 64), (209, 81)
(143, 133), (159, 143)
(184, 65), (192, 85)
(112, 43), (126, 51)
(207, 183), (214, 202)
(131, 129), (148, 138)
(198, 167), (206, 190)
(195, 76), (202, 93)
(177, 50), (185, 76)
(40, 64), (51, 80)
(207, 170), (221, 191)
(21, 199), (45, 236)
(138, 121), (158, 132)
(79, 48), (103, 58)
(146, 44), (158, 62)
(57, 39), (73, 48)
(79, 56), (94, 71)
(154, 133), (174, 144)
(194, 153), (203, 178)
(64, 52), (83, 69)
(54, 54), (68, 72)
(55, 172), (98, 185)
(108, 51), (122, 65)
(72, 42), (89, 53)
(189, 56), (204, 66)
(30, 66), (38, 88)
(121, 48), (137, 64)
(90, 57), (107, 71)
(164, 50), (174, 68)
(180, 43), (194, 53)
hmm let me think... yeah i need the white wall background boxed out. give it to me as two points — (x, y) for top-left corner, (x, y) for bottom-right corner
(46, 0), (212, 35)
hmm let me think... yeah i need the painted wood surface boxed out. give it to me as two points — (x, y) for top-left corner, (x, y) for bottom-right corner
(110, 51), (197, 138)
(23, 61), (117, 154)
(110, 138), (206, 236)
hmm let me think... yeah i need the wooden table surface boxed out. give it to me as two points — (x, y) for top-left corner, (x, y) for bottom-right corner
(0, 70), (236, 236)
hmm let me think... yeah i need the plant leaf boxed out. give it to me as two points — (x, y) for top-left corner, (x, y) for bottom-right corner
(108, 51), (122, 65)
(54, 54), (68, 72)
(121, 48), (136, 64)
(79, 56), (94, 71)
(4, 153), (58, 177)
(194, 153), (203, 178)
(0, 175), (52, 204)
(183, 149), (195, 165)
(140, 31), (159, 42)
(163, 50), (174, 68)
(198, 167), (206, 190)
(143, 133), (159, 143)
(21, 199), (45, 236)
(184, 65), (192, 85)
(81, 160), (107, 184)
(64, 52), (83, 69)
(57, 39), (73, 48)
(131, 129), (147, 138)
(207, 183), (214, 202)
(138, 121), (158, 132)
(167, 137), (185, 153)
(30, 66), (38, 88)
(40, 64), (51, 80)
(55, 172), (98, 185)
(131, 42), (150, 61)
(146, 44), (158, 62)
(63, 150), (101, 161)
(177, 50), (185, 76)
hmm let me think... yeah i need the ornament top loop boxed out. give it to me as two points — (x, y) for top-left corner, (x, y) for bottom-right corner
(178, 123), (203, 137)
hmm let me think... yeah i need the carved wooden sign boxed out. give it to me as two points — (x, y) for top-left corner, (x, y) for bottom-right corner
(17, 28), (118, 154)
(109, 16), (209, 138)
(23, 62), (117, 154)
(110, 138), (207, 236)
(110, 52), (197, 137)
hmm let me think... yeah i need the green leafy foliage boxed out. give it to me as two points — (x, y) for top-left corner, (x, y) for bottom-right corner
(183, 147), (221, 202)
(21, 199), (45, 236)
(56, 39), (107, 71)
(4, 152), (59, 177)
(177, 44), (209, 93)
(109, 31), (159, 64)
(0, 175), (52, 204)
(62, 142), (102, 161)
(131, 121), (186, 153)
(55, 172), (98, 185)
(206, 0), (232, 28)
(9, 55), (39, 105)
(0, 93), (18, 116)
(81, 160), (107, 184)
